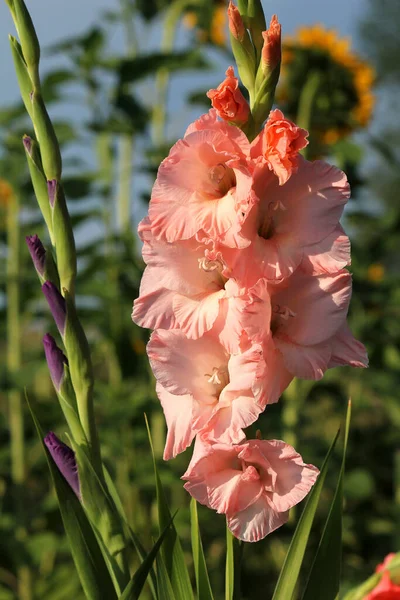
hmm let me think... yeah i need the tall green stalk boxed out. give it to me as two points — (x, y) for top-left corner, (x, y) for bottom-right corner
(6, 189), (32, 600)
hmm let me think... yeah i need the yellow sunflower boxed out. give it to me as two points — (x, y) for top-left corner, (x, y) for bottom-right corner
(184, 0), (227, 47)
(279, 24), (375, 144)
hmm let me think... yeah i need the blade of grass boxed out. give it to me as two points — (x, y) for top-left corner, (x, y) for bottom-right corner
(272, 428), (341, 600)
(301, 401), (351, 600)
(145, 414), (194, 600)
(190, 499), (214, 600)
(119, 514), (176, 600)
(27, 395), (117, 600)
(225, 527), (242, 600)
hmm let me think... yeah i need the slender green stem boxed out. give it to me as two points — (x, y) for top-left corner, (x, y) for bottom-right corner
(296, 71), (320, 160)
(6, 189), (32, 600)
(116, 134), (134, 236)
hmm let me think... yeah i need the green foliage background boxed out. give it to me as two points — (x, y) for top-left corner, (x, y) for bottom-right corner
(0, 0), (399, 598)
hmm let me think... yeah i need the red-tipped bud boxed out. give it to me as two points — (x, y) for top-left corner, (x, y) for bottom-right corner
(207, 66), (250, 124)
(228, 1), (246, 42)
(261, 15), (281, 73)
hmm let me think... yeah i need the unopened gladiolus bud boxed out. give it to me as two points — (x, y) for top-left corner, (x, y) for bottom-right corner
(252, 15), (282, 126)
(228, 1), (245, 41)
(228, 2), (256, 99)
(207, 67), (250, 124)
(44, 432), (80, 498)
(26, 234), (45, 277)
(23, 136), (54, 244)
(13, 0), (40, 80)
(43, 333), (68, 392)
(261, 15), (281, 73)
(42, 281), (66, 336)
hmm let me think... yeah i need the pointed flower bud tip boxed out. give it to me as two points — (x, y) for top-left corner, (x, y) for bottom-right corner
(228, 1), (245, 41)
(44, 432), (80, 497)
(43, 333), (68, 392)
(261, 15), (281, 72)
(42, 281), (66, 336)
(47, 179), (57, 207)
(26, 234), (46, 277)
(23, 135), (32, 156)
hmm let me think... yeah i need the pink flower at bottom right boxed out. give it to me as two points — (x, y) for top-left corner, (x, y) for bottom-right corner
(182, 435), (319, 542)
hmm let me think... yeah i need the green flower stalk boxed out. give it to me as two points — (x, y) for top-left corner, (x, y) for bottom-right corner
(6, 0), (132, 592)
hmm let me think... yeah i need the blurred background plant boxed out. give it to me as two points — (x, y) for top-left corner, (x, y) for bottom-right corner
(0, 0), (398, 598)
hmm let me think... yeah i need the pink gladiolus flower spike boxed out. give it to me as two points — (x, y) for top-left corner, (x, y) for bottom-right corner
(183, 436), (319, 542)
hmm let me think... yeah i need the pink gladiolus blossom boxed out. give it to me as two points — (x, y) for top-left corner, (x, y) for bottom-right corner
(147, 329), (268, 459)
(183, 436), (319, 542)
(218, 157), (351, 284)
(148, 116), (256, 247)
(251, 109), (308, 185)
(365, 554), (400, 599)
(207, 66), (250, 124)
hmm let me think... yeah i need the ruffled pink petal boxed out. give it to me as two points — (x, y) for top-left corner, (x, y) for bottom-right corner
(203, 392), (262, 444)
(302, 225), (351, 275)
(227, 496), (289, 542)
(173, 290), (225, 339)
(274, 336), (332, 380)
(273, 270), (352, 346)
(132, 286), (177, 331)
(206, 469), (262, 514)
(328, 323), (369, 369)
(156, 383), (196, 460)
(271, 157), (350, 246)
(254, 440), (320, 512)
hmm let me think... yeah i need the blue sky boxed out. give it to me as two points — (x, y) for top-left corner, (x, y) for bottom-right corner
(0, 0), (368, 108)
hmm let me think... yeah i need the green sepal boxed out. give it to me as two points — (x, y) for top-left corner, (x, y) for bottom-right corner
(252, 64), (280, 127)
(31, 91), (62, 180)
(230, 32), (257, 102)
(26, 394), (117, 600)
(50, 181), (77, 297)
(237, 0), (248, 16)
(23, 135), (54, 243)
(145, 415), (194, 600)
(56, 363), (87, 449)
(247, 0), (266, 62)
(70, 440), (131, 596)
(12, 0), (40, 78)
(9, 36), (33, 120)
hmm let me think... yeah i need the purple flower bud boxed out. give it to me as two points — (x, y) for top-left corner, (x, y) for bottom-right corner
(43, 333), (67, 392)
(42, 281), (66, 336)
(26, 234), (46, 277)
(47, 179), (58, 208)
(44, 432), (80, 497)
(23, 135), (33, 156)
